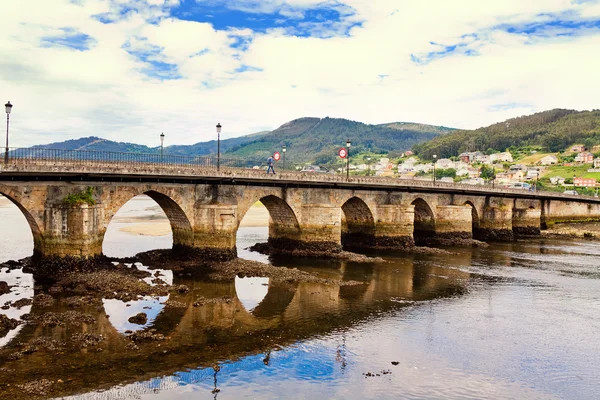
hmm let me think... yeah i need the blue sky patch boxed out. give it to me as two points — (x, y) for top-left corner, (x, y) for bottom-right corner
(122, 37), (181, 80)
(411, 41), (478, 65)
(499, 14), (600, 38)
(171, 0), (361, 38)
(40, 27), (96, 51)
(412, 11), (599, 65)
(234, 65), (264, 73)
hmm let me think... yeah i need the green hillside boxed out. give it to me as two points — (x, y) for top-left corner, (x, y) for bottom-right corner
(27, 118), (451, 165)
(29, 130), (271, 157)
(225, 117), (451, 164)
(413, 109), (600, 160)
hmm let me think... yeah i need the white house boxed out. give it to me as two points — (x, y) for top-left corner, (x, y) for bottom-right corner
(539, 155), (558, 166)
(435, 158), (454, 169)
(475, 154), (492, 164)
(594, 158), (600, 168)
(456, 167), (470, 177)
(490, 152), (513, 163)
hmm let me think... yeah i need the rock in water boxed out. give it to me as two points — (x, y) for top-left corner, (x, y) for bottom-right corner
(128, 313), (148, 325)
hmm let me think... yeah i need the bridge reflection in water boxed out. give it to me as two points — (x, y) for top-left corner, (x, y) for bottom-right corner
(0, 254), (473, 399)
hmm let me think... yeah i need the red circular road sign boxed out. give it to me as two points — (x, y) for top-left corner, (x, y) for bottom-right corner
(273, 152), (281, 161)
(339, 148), (347, 158)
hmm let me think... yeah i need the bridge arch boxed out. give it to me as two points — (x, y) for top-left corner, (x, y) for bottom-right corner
(411, 198), (435, 245)
(102, 189), (194, 256)
(341, 196), (376, 248)
(237, 194), (301, 244)
(0, 189), (43, 254)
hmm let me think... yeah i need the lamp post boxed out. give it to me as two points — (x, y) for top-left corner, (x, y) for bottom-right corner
(160, 132), (164, 162)
(282, 145), (286, 170)
(346, 139), (351, 181)
(4, 101), (12, 164)
(433, 154), (437, 185)
(216, 123), (222, 171)
(366, 157), (371, 176)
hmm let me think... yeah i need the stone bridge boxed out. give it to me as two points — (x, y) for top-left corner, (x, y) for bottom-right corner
(1, 162), (600, 258)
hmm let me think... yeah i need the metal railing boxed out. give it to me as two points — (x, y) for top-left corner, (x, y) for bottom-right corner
(0, 147), (265, 169)
(1, 146), (598, 201)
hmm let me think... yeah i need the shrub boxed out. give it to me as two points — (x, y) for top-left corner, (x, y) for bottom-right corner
(63, 187), (96, 206)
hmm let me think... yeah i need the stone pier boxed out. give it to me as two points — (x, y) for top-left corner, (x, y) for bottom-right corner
(476, 206), (514, 241)
(435, 205), (473, 240)
(373, 205), (415, 247)
(192, 204), (238, 260)
(512, 208), (541, 236)
(40, 204), (105, 258)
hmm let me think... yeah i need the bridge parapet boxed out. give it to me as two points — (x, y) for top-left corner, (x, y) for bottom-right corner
(2, 151), (599, 203)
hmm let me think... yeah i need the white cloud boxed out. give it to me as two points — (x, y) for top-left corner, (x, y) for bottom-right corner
(1, 0), (599, 148)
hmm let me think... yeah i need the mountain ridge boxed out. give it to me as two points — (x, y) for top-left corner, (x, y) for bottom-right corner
(26, 117), (452, 164)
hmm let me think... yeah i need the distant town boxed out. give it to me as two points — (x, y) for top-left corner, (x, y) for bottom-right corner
(332, 144), (600, 195)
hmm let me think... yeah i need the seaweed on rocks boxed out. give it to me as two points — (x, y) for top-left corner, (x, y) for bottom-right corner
(0, 314), (21, 335)
(208, 258), (367, 286)
(0, 281), (10, 295)
(71, 333), (105, 349)
(248, 242), (386, 263)
(32, 293), (55, 307)
(29, 311), (95, 327)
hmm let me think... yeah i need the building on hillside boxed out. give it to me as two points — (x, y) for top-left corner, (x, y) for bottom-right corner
(575, 152), (594, 163)
(574, 177), (597, 187)
(414, 163), (434, 173)
(404, 151), (413, 157)
(467, 167), (480, 178)
(456, 167), (469, 177)
(494, 172), (512, 185)
(571, 144), (586, 153)
(592, 145), (600, 153)
(594, 158), (600, 168)
(454, 161), (469, 170)
(507, 170), (525, 180)
(459, 151), (483, 164)
(490, 152), (513, 163)
(526, 168), (540, 180)
(475, 154), (491, 164)
(538, 155), (558, 165)
(461, 177), (485, 185)
(509, 164), (528, 172)
(550, 176), (566, 185)
(435, 158), (454, 169)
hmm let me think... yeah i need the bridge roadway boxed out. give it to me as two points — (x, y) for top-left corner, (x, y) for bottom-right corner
(1, 159), (600, 258)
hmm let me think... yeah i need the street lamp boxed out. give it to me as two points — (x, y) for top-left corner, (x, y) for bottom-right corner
(282, 144), (286, 170)
(4, 101), (12, 164)
(346, 139), (351, 181)
(216, 123), (222, 171)
(433, 154), (437, 185)
(160, 132), (165, 161)
(367, 157), (371, 176)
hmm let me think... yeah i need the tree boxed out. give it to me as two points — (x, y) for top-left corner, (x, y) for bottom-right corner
(435, 168), (457, 179)
(480, 164), (495, 180)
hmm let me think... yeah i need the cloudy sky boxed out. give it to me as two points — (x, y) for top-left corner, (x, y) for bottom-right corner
(2, 0), (600, 147)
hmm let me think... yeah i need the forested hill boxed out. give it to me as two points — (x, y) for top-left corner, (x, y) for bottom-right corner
(413, 109), (600, 160)
(225, 117), (454, 163)
(26, 118), (453, 164)
(27, 130), (271, 156)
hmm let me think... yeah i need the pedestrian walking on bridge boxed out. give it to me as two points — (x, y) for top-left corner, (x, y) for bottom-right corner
(266, 156), (276, 174)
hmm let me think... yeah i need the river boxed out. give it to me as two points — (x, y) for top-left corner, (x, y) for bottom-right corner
(1, 195), (600, 399)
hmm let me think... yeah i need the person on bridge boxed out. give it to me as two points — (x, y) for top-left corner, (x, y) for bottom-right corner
(266, 156), (276, 174)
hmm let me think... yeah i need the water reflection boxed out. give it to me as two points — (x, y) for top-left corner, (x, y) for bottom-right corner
(234, 276), (270, 313)
(2, 197), (600, 399)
